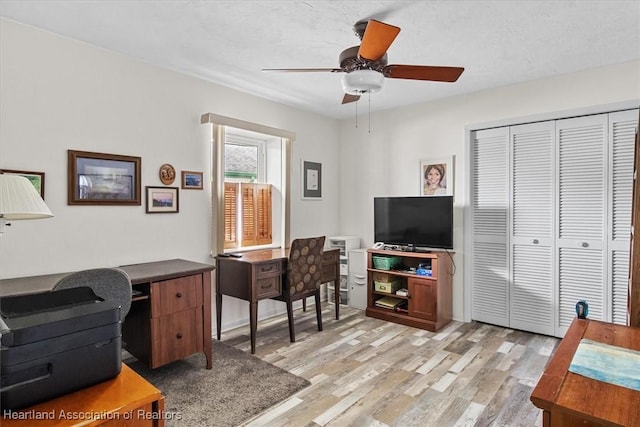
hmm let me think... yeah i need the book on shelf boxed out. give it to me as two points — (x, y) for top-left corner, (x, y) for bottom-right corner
(375, 296), (404, 309)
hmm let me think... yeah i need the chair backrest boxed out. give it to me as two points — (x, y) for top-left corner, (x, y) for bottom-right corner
(53, 268), (133, 318)
(286, 236), (326, 299)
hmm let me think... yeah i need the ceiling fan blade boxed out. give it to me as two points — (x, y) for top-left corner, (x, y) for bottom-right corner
(358, 20), (400, 61)
(383, 65), (464, 82)
(262, 68), (342, 73)
(342, 93), (360, 104)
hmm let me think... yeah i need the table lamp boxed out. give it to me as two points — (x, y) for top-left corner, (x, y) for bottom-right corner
(0, 174), (53, 233)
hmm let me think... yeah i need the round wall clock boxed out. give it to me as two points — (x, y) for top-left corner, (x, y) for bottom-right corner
(159, 163), (176, 185)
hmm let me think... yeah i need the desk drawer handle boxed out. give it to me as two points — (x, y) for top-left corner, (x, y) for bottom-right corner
(261, 283), (272, 289)
(176, 333), (183, 339)
(176, 292), (182, 298)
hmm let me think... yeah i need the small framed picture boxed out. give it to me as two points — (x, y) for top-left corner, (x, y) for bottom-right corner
(302, 160), (322, 200)
(181, 171), (204, 189)
(145, 186), (179, 213)
(0, 169), (45, 199)
(420, 156), (454, 197)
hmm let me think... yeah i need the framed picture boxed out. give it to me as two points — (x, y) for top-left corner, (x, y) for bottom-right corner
(420, 156), (454, 197)
(68, 150), (141, 205)
(181, 171), (204, 189)
(146, 186), (179, 213)
(302, 160), (322, 200)
(0, 169), (45, 199)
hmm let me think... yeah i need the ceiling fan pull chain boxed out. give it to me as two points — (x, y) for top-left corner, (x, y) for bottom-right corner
(355, 96), (358, 128)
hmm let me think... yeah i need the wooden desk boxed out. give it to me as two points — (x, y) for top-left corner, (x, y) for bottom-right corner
(0, 259), (214, 370)
(531, 318), (640, 426)
(1, 364), (165, 426)
(215, 247), (340, 354)
(120, 259), (214, 369)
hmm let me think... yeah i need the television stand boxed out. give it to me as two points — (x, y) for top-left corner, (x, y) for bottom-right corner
(366, 249), (453, 332)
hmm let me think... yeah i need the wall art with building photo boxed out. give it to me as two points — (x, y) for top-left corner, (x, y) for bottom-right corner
(0, 169), (45, 199)
(146, 186), (179, 213)
(302, 160), (322, 199)
(420, 156), (454, 197)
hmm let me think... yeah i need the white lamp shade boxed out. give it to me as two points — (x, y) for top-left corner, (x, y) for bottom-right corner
(341, 69), (385, 95)
(0, 174), (53, 220)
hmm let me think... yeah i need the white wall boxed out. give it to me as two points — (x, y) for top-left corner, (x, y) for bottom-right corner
(338, 60), (640, 323)
(0, 19), (341, 330)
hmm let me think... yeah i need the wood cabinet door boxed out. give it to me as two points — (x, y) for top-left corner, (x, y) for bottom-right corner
(408, 277), (436, 321)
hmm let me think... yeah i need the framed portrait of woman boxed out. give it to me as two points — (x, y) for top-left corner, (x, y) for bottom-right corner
(420, 156), (454, 197)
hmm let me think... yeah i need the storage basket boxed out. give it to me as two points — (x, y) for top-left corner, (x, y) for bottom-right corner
(374, 280), (402, 294)
(372, 255), (402, 270)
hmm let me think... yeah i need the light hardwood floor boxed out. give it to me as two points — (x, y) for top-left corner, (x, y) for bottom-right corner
(220, 303), (559, 427)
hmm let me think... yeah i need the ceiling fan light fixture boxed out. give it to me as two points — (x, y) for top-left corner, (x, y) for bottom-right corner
(341, 69), (384, 95)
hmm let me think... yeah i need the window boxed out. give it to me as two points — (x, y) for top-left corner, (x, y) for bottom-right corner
(223, 129), (277, 250)
(201, 113), (294, 255)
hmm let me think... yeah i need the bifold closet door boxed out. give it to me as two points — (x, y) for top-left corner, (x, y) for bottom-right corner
(509, 122), (555, 335)
(555, 114), (608, 336)
(554, 111), (636, 334)
(471, 109), (638, 337)
(609, 110), (638, 325)
(471, 127), (510, 327)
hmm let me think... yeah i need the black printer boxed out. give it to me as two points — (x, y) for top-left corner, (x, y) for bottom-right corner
(0, 286), (122, 410)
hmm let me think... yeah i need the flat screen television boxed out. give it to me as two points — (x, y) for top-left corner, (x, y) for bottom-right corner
(374, 196), (453, 250)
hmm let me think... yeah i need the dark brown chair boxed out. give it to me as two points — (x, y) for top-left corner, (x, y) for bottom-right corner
(272, 236), (325, 342)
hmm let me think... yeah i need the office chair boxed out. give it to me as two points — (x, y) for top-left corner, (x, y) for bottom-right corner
(272, 236), (325, 342)
(52, 268), (133, 319)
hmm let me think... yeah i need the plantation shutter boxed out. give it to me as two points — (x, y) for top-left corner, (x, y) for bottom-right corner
(255, 184), (272, 245)
(609, 110), (637, 324)
(510, 122), (555, 335)
(556, 115), (607, 334)
(242, 184), (257, 246)
(471, 127), (510, 327)
(224, 182), (239, 249)
(241, 183), (273, 247)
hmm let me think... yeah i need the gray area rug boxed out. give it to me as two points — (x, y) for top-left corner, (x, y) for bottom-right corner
(127, 340), (310, 427)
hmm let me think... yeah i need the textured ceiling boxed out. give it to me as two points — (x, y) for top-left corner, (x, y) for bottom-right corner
(1, 0), (639, 119)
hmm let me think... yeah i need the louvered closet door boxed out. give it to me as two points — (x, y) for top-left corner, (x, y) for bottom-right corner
(510, 122), (555, 335)
(608, 110), (638, 324)
(556, 115), (608, 336)
(471, 127), (510, 327)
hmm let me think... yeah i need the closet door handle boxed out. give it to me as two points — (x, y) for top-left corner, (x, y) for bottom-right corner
(581, 242), (589, 248)
(533, 239), (539, 244)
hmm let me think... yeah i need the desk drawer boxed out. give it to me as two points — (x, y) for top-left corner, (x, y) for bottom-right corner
(256, 261), (281, 276)
(256, 275), (281, 298)
(151, 274), (203, 317)
(151, 308), (203, 368)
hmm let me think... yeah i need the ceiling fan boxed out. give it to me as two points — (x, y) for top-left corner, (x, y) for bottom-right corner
(262, 19), (465, 104)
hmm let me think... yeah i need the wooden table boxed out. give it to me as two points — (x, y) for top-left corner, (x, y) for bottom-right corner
(1, 364), (165, 426)
(530, 318), (640, 426)
(215, 247), (340, 353)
